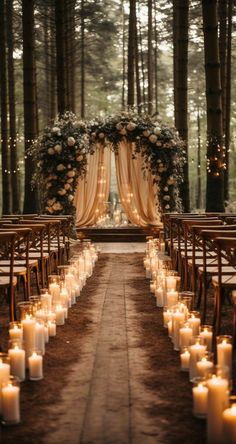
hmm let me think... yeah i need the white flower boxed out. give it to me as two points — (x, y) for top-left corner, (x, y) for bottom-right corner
(52, 126), (61, 134)
(149, 134), (157, 144)
(52, 202), (63, 211)
(64, 183), (71, 190)
(120, 128), (127, 136)
(47, 207), (53, 214)
(153, 127), (161, 136)
(56, 164), (65, 171)
(143, 130), (151, 137)
(67, 136), (75, 146)
(76, 155), (84, 162)
(47, 198), (56, 206)
(58, 189), (66, 196)
(127, 122), (136, 131)
(54, 144), (62, 153)
(46, 182), (52, 189)
(67, 178), (74, 184)
(98, 132), (105, 139)
(167, 176), (175, 185)
(67, 170), (75, 178)
(116, 123), (123, 131)
(164, 186), (169, 192)
(68, 194), (74, 202)
(37, 161), (43, 167)
(163, 195), (170, 201)
(156, 141), (162, 147)
(165, 204), (170, 210)
(48, 147), (55, 155)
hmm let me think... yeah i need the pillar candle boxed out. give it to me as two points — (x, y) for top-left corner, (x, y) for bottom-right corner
(200, 327), (213, 352)
(166, 276), (177, 291)
(35, 322), (45, 355)
(35, 309), (47, 322)
(48, 321), (56, 337)
(188, 314), (201, 337)
(172, 310), (185, 351)
(217, 339), (232, 376)
(40, 292), (52, 311)
(222, 405), (236, 444)
(22, 316), (36, 361)
(192, 383), (208, 418)
(8, 346), (25, 382)
(196, 357), (214, 377)
(155, 287), (164, 307)
(9, 324), (23, 344)
(207, 376), (229, 444)
(179, 324), (193, 349)
(44, 324), (49, 343)
(180, 349), (190, 371)
(49, 282), (60, 304)
(150, 281), (156, 294)
(166, 289), (179, 308)
(1, 382), (20, 424)
(28, 352), (43, 380)
(167, 320), (172, 338)
(55, 305), (65, 326)
(163, 309), (172, 328)
(189, 342), (206, 381)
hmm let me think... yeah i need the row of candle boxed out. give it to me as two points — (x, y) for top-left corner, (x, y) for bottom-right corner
(0, 240), (99, 426)
(144, 236), (236, 444)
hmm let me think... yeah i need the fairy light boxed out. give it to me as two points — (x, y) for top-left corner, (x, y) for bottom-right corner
(206, 136), (226, 177)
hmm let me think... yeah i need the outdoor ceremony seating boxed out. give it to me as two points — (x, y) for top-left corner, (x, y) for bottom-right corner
(0, 231), (18, 321)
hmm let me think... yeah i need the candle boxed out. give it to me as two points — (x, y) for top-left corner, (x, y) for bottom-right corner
(200, 326), (213, 352)
(49, 282), (60, 304)
(189, 340), (206, 381)
(172, 310), (185, 351)
(179, 323), (193, 349)
(44, 324), (49, 343)
(9, 323), (23, 344)
(163, 308), (172, 328)
(167, 320), (172, 338)
(35, 321), (45, 355)
(2, 381), (20, 425)
(166, 276), (176, 291)
(196, 356), (214, 377)
(166, 289), (179, 308)
(192, 382), (208, 418)
(217, 336), (232, 376)
(222, 404), (236, 444)
(150, 281), (156, 294)
(155, 287), (164, 307)
(8, 345), (25, 382)
(207, 376), (229, 444)
(55, 305), (65, 326)
(48, 320), (56, 337)
(47, 310), (56, 322)
(188, 312), (201, 336)
(22, 315), (36, 361)
(180, 348), (190, 371)
(35, 309), (48, 322)
(40, 291), (52, 311)
(28, 352), (43, 380)
(71, 289), (76, 304)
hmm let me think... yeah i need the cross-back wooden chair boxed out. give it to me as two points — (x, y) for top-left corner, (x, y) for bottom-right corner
(0, 231), (17, 320)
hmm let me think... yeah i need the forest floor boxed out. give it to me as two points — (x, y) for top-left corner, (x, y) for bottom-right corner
(0, 246), (235, 444)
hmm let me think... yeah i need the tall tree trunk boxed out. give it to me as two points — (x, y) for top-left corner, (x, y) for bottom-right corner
(22, 0), (38, 213)
(81, 0), (85, 118)
(196, 106), (202, 209)
(0, 0), (10, 214)
(134, 4), (141, 113)
(50, 22), (56, 120)
(127, 0), (136, 107)
(153, 0), (158, 114)
(176, 0), (190, 212)
(44, 7), (50, 122)
(147, 0), (153, 115)
(121, 0), (126, 109)
(224, 0), (232, 202)
(55, 0), (66, 114)
(6, 0), (20, 213)
(219, 0), (227, 136)
(68, 0), (76, 113)
(202, 0), (224, 212)
(64, 0), (70, 110)
(137, 8), (146, 109)
(173, 0), (179, 128)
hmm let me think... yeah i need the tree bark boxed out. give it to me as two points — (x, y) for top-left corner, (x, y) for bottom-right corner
(153, 0), (158, 114)
(147, 0), (153, 115)
(50, 19), (56, 120)
(202, 0), (224, 212)
(0, 0), (10, 214)
(121, 0), (126, 109)
(81, 0), (85, 118)
(22, 0), (38, 213)
(196, 106), (202, 209)
(55, 0), (66, 114)
(224, 0), (232, 202)
(6, 0), (20, 213)
(137, 8), (146, 110)
(134, 4), (141, 113)
(127, 0), (136, 107)
(219, 0), (227, 135)
(173, 0), (179, 128)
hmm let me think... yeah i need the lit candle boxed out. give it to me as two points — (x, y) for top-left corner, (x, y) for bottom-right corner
(35, 321), (45, 355)
(207, 375), (229, 444)
(40, 291), (52, 311)
(22, 315), (36, 361)
(71, 289), (76, 304)
(47, 310), (56, 322)
(196, 356), (213, 377)
(189, 340), (206, 381)
(180, 348), (190, 371)
(188, 312), (201, 336)
(222, 404), (236, 444)
(150, 281), (156, 294)
(8, 345), (25, 382)
(28, 352), (43, 380)
(155, 287), (164, 307)
(2, 381), (20, 425)
(44, 324), (49, 343)
(163, 308), (172, 328)
(179, 323), (193, 349)
(217, 337), (232, 376)
(9, 323), (23, 344)
(167, 319), (172, 338)
(166, 289), (179, 308)
(48, 321), (56, 337)
(55, 304), (65, 326)
(172, 310), (185, 351)
(49, 282), (60, 304)
(200, 326), (213, 352)
(35, 309), (47, 322)
(192, 382), (208, 418)
(166, 276), (176, 291)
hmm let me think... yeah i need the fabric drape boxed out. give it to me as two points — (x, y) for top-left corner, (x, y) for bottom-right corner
(115, 141), (160, 227)
(75, 144), (111, 227)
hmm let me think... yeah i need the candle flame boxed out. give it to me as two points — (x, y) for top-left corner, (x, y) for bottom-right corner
(32, 352), (37, 358)
(222, 339), (228, 345)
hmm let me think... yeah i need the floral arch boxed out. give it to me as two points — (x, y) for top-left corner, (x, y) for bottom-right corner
(33, 111), (186, 219)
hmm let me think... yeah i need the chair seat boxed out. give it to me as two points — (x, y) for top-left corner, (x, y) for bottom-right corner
(0, 276), (17, 286)
(212, 274), (236, 285)
(29, 251), (49, 259)
(0, 266), (26, 276)
(0, 259), (38, 267)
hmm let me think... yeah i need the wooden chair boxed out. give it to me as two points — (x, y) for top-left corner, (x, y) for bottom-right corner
(0, 231), (18, 320)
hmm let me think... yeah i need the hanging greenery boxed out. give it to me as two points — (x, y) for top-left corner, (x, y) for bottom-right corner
(33, 111), (186, 215)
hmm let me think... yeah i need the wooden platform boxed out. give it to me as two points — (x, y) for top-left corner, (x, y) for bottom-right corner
(76, 226), (161, 242)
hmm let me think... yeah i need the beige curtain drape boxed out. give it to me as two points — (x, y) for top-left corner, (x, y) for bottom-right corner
(115, 141), (160, 227)
(75, 144), (111, 227)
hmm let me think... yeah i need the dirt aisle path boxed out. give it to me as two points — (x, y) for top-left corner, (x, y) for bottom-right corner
(1, 253), (205, 444)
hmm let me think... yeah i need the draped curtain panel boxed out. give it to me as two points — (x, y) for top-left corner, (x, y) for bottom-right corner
(115, 141), (160, 227)
(75, 144), (111, 227)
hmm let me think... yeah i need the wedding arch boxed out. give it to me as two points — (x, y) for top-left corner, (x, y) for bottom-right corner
(33, 111), (186, 224)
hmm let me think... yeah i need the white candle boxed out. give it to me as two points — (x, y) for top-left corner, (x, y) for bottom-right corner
(180, 349), (190, 371)
(41, 291), (52, 311)
(166, 276), (176, 291)
(222, 405), (236, 444)
(163, 309), (172, 328)
(71, 289), (76, 304)
(150, 281), (156, 294)
(48, 321), (56, 337)
(172, 310), (185, 351)
(192, 383), (208, 418)
(9, 324), (23, 344)
(47, 311), (56, 322)
(44, 325), (49, 343)
(35, 309), (48, 322)
(188, 314), (201, 336)
(217, 339), (232, 376)
(166, 289), (179, 308)
(189, 342), (206, 381)
(0, 358), (11, 415)
(196, 357), (213, 377)
(28, 352), (43, 380)
(167, 320), (172, 338)
(179, 324), (193, 349)
(9, 346), (25, 381)
(22, 316), (36, 361)
(49, 282), (60, 304)
(35, 322), (45, 355)
(207, 376), (229, 444)
(2, 382), (20, 424)
(200, 327), (213, 352)
(155, 287), (164, 307)
(55, 305), (65, 326)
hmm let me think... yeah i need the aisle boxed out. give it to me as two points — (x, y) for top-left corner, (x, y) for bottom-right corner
(1, 250), (205, 444)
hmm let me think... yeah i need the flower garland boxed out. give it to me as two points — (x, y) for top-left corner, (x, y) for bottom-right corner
(34, 111), (186, 215)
